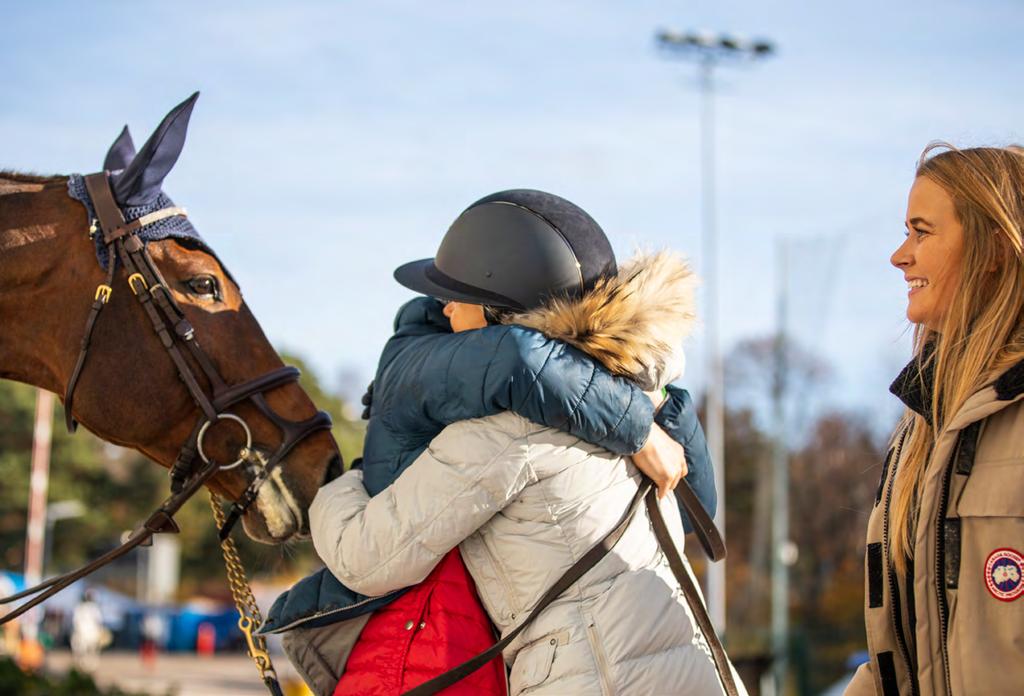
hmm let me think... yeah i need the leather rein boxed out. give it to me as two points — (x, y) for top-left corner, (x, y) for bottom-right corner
(1, 171), (332, 626)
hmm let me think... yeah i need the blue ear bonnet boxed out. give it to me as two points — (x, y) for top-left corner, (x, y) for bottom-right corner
(66, 92), (235, 282)
(68, 173), (210, 271)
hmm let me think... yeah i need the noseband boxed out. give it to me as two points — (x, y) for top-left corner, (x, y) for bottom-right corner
(2, 172), (333, 627)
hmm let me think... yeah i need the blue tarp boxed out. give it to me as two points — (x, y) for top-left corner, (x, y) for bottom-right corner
(0, 571), (25, 593)
(166, 604), (242, 652)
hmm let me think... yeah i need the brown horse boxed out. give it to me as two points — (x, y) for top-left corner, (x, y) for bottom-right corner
(0, 100), (341, 545)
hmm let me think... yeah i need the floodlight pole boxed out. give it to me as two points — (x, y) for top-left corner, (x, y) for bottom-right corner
(656, 30), (774, 638)
(698, 54), (728, 636)
(771, 238), (791, 696)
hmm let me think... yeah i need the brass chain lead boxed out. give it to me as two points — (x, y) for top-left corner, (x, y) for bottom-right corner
(210, 492), (279, 684)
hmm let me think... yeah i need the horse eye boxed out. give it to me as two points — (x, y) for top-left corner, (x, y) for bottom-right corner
(188, 276), (219, 298)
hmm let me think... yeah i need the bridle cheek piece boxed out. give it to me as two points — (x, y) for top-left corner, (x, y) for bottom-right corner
(62, 169), (333, 537)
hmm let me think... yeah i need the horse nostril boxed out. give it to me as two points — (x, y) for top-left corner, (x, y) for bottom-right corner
(322, 454), (344, 486)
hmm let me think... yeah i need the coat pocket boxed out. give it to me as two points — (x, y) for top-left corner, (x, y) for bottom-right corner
(947, 462), (1024, 694)
(957, 461), (1024, 517)
(953, 462), (1024, 593)
(509, 635), (558, 693)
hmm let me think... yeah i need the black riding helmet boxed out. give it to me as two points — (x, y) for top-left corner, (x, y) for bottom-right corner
(394, 189), (617, 312)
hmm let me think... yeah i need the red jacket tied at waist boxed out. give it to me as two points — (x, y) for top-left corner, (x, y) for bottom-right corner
(334, 548), (506, 695)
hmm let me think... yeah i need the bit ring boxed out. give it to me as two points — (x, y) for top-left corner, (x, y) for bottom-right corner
(197, 413), (253, 470)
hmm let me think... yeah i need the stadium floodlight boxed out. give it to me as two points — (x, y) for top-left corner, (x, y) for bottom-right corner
(654, 25), (775, 654)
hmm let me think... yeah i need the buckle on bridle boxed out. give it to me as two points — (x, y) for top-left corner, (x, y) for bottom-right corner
(94, 284), (112, 304)
(197, 413), (253, 471)
(127, 272), (148, 295)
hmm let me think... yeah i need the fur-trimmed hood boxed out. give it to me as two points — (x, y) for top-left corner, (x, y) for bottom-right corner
(511, 250), (697, 391)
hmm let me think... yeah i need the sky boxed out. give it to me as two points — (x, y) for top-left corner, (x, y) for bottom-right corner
(3, 0), (1023, 430)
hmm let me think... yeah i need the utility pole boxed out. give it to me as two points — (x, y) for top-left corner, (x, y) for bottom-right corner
(656, 29), (775, 634)
(22, 389), (53, 662)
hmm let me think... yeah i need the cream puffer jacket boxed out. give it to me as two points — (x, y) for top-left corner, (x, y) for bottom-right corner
(312, 410), (735, 695)
(311, 252), (744, 695)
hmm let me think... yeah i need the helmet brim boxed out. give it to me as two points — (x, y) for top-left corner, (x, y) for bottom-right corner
(393, 258), (523, 309)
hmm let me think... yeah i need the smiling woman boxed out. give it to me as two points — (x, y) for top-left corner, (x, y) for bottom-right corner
(892, 175), (966, 329)
(848, 143), (1024, 695)
(887, 145), (1024, 561)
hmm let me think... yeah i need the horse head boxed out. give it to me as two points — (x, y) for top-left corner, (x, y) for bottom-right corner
(0, 94), (343, 544)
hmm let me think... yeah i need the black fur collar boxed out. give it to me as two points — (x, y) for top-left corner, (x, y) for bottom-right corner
(889, 343), (936, 425)
(994, 358), (1024, 401)
(892, 343), (1024, 415)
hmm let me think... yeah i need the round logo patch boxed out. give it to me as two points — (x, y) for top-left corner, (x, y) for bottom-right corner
(985, 548), (1024, 601)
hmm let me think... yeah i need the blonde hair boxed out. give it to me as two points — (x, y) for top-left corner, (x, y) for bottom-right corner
(890, 143), (1024, 570)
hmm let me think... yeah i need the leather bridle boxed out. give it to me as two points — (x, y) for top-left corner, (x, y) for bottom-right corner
(1, 171), (332, 625)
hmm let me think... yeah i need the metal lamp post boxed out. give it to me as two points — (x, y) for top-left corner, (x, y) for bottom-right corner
(42, 500), (86, 578)
(655, 30), (775, 636)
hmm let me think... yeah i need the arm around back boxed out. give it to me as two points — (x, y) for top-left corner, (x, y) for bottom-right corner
(377, 298), (655, 453)
(310, 412), (535, 597)
(491, 326), (655, 454)
(431, 323), (658, 454)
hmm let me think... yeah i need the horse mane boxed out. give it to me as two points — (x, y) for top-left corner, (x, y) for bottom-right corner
(0, 170), (66, 196)
(0, 170), (64, 183)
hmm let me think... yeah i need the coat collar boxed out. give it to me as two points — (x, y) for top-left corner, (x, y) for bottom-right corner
(890, 341), (1024, 428)
(994, 357), (1024, 401)
(890, 342), (936, 425)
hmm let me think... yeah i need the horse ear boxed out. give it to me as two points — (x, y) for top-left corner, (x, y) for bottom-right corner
(103, 125), (136, 171)
(112, 92), (199, 205)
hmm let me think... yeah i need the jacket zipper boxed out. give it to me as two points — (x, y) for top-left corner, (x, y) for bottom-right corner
(262, 594), (383, 634)
(934, 436), (957, 695)
(586, 621), (615, 696)
(480, 534), (522, 622)
(881, 426), (919, 696)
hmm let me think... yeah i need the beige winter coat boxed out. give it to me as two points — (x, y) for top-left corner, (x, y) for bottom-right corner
(311, 252), (745, 695)
(845, 360), (1024, 696)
